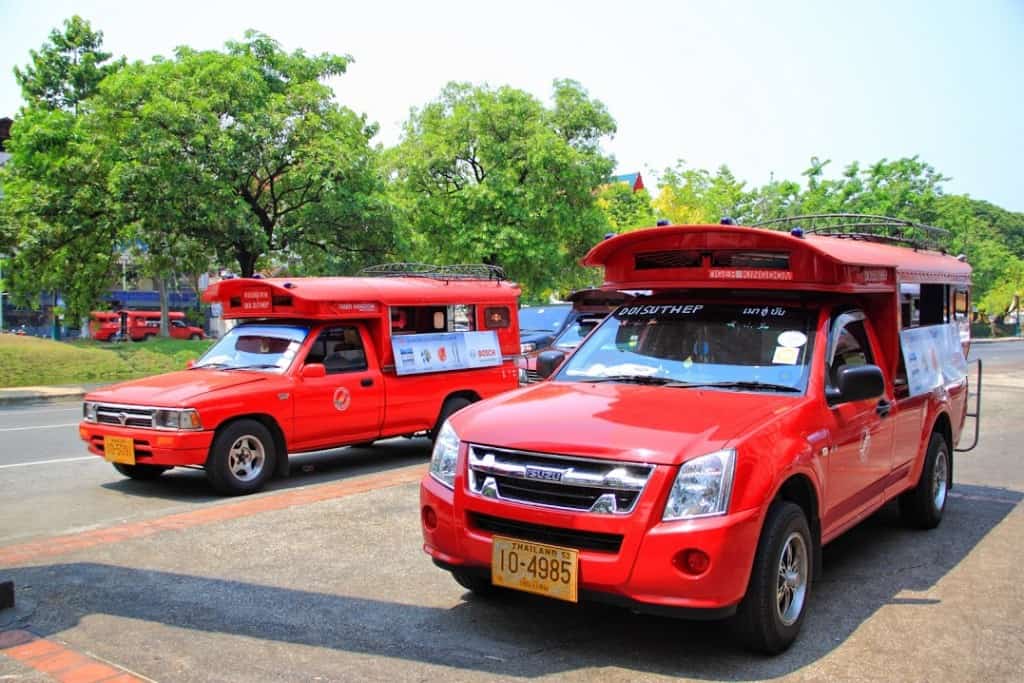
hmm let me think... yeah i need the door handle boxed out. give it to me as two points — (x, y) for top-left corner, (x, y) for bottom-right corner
(360, 378), (374, 387)
(876, 399), (891, 417)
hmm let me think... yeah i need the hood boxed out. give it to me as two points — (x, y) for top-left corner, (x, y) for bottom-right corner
(85, 370), (271, 407)
(452, 381), (803, 465)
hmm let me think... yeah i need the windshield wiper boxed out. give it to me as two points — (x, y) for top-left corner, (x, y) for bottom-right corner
(578, 375), (674, 385)
(666, 380), (801, 393)
(192, 362), (228, 369)
(225, 364), (281, 371)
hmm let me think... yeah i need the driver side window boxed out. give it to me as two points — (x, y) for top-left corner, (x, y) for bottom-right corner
(829, 320), (874, 387)
(305, 327), (368, 374)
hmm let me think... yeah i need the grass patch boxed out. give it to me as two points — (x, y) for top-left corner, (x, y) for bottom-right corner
(0, 334), (214, 388)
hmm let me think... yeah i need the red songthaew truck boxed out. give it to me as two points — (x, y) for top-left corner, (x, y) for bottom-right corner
(421, 217), (980, 653)
(80, 267), (521, 494)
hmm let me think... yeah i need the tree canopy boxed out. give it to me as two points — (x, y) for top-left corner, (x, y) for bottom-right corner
(388, 79), (616, 298)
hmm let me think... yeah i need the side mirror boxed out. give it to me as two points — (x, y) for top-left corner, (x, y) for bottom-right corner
(827, 364), (884, 405)
(185, 359), (195, 369)
(536, 350), (566, 379)
(301, 363), (326, 379)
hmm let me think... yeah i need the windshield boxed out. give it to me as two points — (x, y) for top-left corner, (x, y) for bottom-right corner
(194, 324), (309, 373)
(552, 317), (603, 351)
(556, 302), (816, 393)
(519, 305), (571, 333)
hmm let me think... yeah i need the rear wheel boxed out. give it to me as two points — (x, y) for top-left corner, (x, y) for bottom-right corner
(206, 419), (276, 495)
(190, 333), (201, 340)
(899, 432), (949, 529)
(733, 501), (812, 654)
(429, 396), (473, 442)
(113, 463), (170, 480)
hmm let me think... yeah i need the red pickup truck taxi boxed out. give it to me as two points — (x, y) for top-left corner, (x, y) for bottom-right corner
(80, 267), (521, 494)
(420, 218), (978, 653)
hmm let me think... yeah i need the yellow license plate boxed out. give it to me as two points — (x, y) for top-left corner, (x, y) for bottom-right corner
(491, 536), (578, 602)
(103, 436), (135, 465)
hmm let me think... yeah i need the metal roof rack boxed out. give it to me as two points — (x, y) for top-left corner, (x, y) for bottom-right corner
(359, 262), (507, 281)
(751, 213), (948, 252)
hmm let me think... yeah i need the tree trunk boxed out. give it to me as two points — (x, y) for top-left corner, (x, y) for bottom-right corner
(157, 276), (170, 337)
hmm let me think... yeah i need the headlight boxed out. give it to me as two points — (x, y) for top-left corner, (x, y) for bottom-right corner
(153, 408), (203, 430)
(518, 367), (529, 386)
(83, 402), (98, 422)
(520, 342), (536, 354)
(429, 420), (461, 489)
(663, 449), (736, 521)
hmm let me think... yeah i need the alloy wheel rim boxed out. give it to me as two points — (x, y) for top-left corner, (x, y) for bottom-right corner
(776, 531), (808, 627)
(227, 435), (266, 482)
(932, 448), (948, 511)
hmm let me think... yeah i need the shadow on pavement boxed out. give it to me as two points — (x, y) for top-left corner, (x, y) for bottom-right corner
(99, 438), (431, 502)
(2, 483), (1020, 678)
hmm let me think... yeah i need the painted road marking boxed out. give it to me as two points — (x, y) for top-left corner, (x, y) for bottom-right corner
(0, 629), (148, 682)
(0, 422), (79, 432)
(0, 464), (427, 567)
(0, 456), (99, 469)
(0, 406), (81, 415)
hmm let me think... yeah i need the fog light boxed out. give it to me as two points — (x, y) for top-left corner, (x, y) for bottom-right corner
(422, 506), (438, 530)
(675, 548), (711, 576)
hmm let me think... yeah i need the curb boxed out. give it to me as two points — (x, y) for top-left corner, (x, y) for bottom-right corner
(0, 385), (101, 407)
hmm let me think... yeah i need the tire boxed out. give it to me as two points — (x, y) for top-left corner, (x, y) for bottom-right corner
(113, 463), (170, 480)
(733, 501), (813, 654)
(429, 396), (473, 442)
(351, 441), (376, 448)
(452, 568), (498, 597)
(205, 419), (277, 495)
(190, 333), (202, 340)
(898, 432), (950, 529)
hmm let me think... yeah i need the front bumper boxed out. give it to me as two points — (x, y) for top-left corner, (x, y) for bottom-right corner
(79, 421), (214, 467)
(420, 465), (763, 615)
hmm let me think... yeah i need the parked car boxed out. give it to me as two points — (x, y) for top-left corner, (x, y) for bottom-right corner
(517, 304), (572, 354)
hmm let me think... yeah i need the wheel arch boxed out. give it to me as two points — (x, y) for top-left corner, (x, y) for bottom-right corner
(930, 410), (953, 489)
(772, 473), (822, 581)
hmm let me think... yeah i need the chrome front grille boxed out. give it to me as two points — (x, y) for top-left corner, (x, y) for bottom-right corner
(522, 369), (541, 384)
(96, 404), (156, 428)
(467, 445), (653, 514)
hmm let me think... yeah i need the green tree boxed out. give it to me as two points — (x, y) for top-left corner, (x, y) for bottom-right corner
(653, 162), (753, 225)
(2, 16), (127, 327)
(596, 182), (656, 232)
(91, 31), (396, 278)
(389, 79), (616, 298)
(13, 15), (124, 114)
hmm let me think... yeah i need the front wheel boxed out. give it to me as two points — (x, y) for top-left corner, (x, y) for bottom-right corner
(733, 501), (813, 654)
(190, 333), (202, 340)
(452, 569), (498, 597)
(899, 432), (950, 529)
(113, 463), (170, 480)
(206, 419), (276, 495)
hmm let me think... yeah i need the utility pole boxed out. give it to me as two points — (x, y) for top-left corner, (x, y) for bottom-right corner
(0, 255), (5, 333)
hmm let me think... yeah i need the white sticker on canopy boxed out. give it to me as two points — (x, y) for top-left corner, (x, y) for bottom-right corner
(777, 331), (808, 348)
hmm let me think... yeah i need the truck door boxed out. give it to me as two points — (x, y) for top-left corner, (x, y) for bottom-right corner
(291, 324), (384, 450)
(822, 312), (895, 528)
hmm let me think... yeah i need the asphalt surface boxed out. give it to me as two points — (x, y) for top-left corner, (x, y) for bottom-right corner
(0, 341), (1022, 681)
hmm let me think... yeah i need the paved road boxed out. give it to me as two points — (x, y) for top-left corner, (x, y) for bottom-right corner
(0, 341), (1021, 681)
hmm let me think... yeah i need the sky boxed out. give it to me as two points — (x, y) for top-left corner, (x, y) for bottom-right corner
(1, 0), (1022, 210)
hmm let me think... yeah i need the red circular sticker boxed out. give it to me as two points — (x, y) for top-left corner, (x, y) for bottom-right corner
(333, 387), (351, 412)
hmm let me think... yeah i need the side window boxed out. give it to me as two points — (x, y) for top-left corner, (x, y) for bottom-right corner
(306, 327), (367, 374)
(829, 319), (874, 387)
